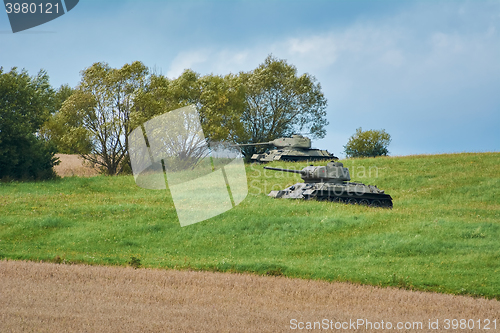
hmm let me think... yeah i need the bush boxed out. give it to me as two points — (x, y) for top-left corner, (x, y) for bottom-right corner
(0, 67), (59, 180)
(344, 127), (391, 158)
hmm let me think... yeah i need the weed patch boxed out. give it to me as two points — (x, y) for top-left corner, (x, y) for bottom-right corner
(128, 256), (142, 269)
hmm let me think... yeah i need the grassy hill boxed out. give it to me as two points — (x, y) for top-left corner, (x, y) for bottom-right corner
(1, 152), (499, 299)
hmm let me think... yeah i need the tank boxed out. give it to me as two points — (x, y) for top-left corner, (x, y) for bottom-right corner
(237, 135), (338, 162)
(264, 161), (393, 208)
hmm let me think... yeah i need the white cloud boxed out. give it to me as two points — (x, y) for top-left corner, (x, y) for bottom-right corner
(167, 50), (210, 78)
(165, 20), (412, 78)
(286, 34), (339, 68)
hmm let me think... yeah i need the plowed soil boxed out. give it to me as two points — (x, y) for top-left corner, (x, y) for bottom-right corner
(1, 260), (499, 332)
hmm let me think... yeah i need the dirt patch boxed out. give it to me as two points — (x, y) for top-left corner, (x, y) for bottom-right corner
(1, 260), (499, 332)
(54, 154), (100, 177)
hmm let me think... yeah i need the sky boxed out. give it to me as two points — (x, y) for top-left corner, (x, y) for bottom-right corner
(1, 0), (499, 157)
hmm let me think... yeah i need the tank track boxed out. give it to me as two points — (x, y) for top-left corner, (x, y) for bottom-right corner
(307, 193), (393, 208)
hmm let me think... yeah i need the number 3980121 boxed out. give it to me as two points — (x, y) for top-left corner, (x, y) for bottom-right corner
(443, 319), (497, 330)
(5, 2), (60, 14)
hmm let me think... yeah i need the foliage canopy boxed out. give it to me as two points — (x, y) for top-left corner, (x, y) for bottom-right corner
(53, 61), (148, 175)
(0, 67), (58, 180)
(133, 55), (328, 159)
(41, 55), (329, 174)
(344, 127), (391, 158)
(239, 55), (328, 156)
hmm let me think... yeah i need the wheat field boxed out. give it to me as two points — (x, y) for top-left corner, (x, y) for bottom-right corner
(53, 154), (100, 177)
(1, 260), (499, 332)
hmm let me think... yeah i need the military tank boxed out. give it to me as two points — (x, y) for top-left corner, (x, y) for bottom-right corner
(237, 135), (338, 163)
(264, 161), (393, 208)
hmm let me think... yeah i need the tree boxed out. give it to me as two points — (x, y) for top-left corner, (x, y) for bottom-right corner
(39, 84), (79, 154)
(133, 70), (246, 143)
(131, 69), (200, 130)
(0, 67), (59, 180)
(58, 61), (148, 175)
(197, 73), (246, 143)
(238, 55), (328, 156)
(344, 128), (391, 158)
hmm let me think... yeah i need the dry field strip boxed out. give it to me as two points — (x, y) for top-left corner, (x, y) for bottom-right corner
(1, 260), (499, 332)
(53, 154), (100, 177)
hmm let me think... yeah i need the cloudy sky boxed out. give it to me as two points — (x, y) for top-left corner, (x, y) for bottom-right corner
(1, 0), (499, 157)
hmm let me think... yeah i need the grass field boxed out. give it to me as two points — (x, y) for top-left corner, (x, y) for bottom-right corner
(1, 152), (499, 299)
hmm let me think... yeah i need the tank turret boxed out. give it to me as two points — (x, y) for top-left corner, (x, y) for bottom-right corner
(264, 161), (350, 184)
(264, 162), (393, 208)
(236, 135), (337, 162)
(238, 135), (311, 149)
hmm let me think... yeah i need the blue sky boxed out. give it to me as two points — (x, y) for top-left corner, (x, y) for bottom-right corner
(1, 0), (499, 157)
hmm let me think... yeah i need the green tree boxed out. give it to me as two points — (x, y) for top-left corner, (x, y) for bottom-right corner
(131, 70), (199, 129)
(344, 128), (391, 158)
(39, 84), (79, 154)
(238, 55), (328, 156)
(133, 70), (246, 143)
(198, 73), (246, 143)
(0, 67), (59, 180)
(59, 61), (149, 175)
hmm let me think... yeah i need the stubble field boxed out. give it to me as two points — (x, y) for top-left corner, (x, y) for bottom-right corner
(2, 260), (500, 332)
(52, 154), (100, 177)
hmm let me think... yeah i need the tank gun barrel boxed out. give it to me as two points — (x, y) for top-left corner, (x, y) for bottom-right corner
(232, 142), (271, 147)
(263, 166), (303, 174)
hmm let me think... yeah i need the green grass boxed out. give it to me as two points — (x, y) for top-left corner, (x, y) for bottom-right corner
(1, 152), (499, 299)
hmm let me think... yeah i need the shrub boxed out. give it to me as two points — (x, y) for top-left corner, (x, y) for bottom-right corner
(0, 68), (59, 180)
(344, 127), (391, 158)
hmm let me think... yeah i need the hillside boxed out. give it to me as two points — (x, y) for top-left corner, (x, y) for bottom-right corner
(0, 152), (499, 298)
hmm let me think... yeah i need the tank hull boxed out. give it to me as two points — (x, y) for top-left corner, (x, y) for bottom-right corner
(251, 148), (338, 163)
(268, 182), (393, 208)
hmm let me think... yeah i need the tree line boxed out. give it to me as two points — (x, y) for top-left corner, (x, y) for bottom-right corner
(1, 55), (390, 180)
(49, 55), (328, 176)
